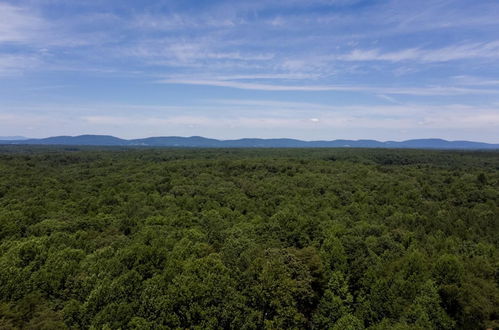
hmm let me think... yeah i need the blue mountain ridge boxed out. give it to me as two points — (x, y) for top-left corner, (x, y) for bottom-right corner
(0, 135), (498, 149)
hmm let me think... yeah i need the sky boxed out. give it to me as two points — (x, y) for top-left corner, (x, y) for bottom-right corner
(1, 0), (499, 142)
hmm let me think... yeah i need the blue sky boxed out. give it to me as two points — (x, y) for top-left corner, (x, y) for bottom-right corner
(1, 0), (499, 142)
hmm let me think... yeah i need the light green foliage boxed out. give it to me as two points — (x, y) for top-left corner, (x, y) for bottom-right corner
(313, 271), (353, 328)
(332, 314), (364, 330)
(401, 280), (455, 329)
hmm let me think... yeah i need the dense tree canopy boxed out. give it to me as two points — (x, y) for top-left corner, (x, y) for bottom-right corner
(0, 147), (498, 329)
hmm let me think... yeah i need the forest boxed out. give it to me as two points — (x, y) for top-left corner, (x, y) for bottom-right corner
(0, 146), (498, 329)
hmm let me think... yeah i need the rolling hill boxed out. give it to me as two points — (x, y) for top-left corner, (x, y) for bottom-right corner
(0, 135), (498, 149)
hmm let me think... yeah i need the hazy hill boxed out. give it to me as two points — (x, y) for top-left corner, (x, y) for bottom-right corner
(1, 135), (498, 149)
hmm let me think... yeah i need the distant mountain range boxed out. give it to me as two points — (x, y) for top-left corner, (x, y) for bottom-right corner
(0, 135), (498, 149)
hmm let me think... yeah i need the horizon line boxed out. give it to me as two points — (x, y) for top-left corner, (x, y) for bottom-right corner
(2, 134), (499, 145)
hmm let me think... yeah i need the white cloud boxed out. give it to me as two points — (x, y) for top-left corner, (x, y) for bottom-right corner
(452, 75), (499, 86)
(131, 13), (241, 30)
(0, 54), (41, 76)
(376, 94), (398, 103)
(158, 78), (499, 96)
(339, 41), (499, 63)
(213, 73), (320, 80)
(0, 3), (45, 43)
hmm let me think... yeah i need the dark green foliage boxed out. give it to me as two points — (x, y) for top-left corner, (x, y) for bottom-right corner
(0, 147), (498, 329)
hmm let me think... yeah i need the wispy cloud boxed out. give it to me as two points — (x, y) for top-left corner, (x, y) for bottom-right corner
(452, 75), (499, 86)
(131, 13), (242, 30)
(338, 41), (499, 62)
(0, 54), (41, 76)
(0, 3), (46, 43)
(158, 78), (499, 96)
(212, 73), (320, 80)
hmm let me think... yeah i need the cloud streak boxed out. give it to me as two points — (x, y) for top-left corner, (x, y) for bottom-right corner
(0, 3), (45, 43)
(339, 41), (499, 63)
(159, 78), (499, 96)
